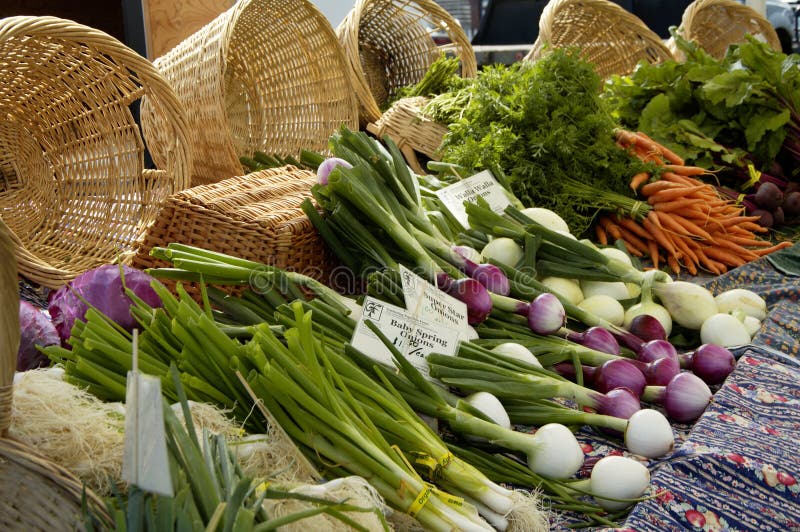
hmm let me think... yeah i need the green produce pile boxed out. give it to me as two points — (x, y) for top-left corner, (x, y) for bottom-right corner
(424, 48), (652, 236)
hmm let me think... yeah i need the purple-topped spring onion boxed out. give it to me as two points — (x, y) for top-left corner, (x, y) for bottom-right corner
(679, 344), (736, 385)
(316, 157), (352, 185)
(594, 359), (646, 397)
(642, 372), (712, 423)
(472, 263), (511, 296)
(567, 455), (651, 511)
(436, 274), (493, 325)
(642, 356), (680, 386)
(623, 271), (673, 338)
(626, 314), (667, 342)
(637, 339), (678, 363)
(565, 326), (620, 355)
(528, 292), (565, 335)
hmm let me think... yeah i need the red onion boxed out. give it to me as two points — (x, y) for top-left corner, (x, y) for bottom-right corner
(642, 372), (712, 423)
(628, 314), (667, 342)
(528, 293), (565, 335)
(552, 362), (597, 383)
(594, 359), (646, 397)
(638, 339), (678, 364)
(316, 157), (352, 185)
(443, 277), (493, 325)
(644, 356), (680, 386)
(681, 344), (736, 385)
(567, 327), (620, 355)
(472, 263), (511, 296)
(593, 386), (641, 419)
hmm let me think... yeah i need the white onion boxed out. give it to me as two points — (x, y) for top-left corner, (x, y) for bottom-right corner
(520, 207), (570, 233)
(482, 237), (524, 267)
(539, 277), (584, 305)
(465, 392), (512, 430)
(624, 408), (674, 458)
(623, 301), (673, 337)
(528, 423), (585, 479)
(743, 315), (762, 338)
(714, 289), (767, 321)
(599, 247), (632, 266)
(580, 280), (631, 301)
(578, 295), (625, 326)
(700, 313), (751, 347)
(589, 455), (651, 511)
(492, 343), (543, 368)
(653, 281), (718, 330)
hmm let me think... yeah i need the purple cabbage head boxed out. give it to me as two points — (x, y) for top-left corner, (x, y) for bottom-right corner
(48, 264), (163, 343)
(18, 300), (60, 371)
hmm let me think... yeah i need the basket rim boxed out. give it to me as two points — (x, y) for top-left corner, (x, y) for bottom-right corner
(337, 0), (478, 124)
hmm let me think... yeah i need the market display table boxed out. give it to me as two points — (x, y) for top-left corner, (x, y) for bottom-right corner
(565, 251), (800, 530)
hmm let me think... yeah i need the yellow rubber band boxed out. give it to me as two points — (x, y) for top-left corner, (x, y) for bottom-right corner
(255, 481), (270, 495)
(630, 201), (646, 219)
(737, 193), (746, 205)
(745, 164), (762, 190)
(437, 452), (454, 469)
(407, 484), (433, 517)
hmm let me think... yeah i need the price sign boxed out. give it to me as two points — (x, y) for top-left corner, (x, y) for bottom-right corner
(434, 170), (512, 228)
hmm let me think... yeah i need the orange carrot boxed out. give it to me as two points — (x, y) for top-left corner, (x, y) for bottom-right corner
(643, 211), (679, 259)
(647, 184), (707, 203)
(614, 216), (654, 242)
(647, 239), (660, 270)
(703, 246), (747, 267)
(713, 238), (761, 261)
(651, 198), (705, 213)
(641, 180), (682, 197)
(595, 222), (609, 245)
(615, 226), (649, 255)
(667, 254), (682, 275)
(693, 247), (725, 275)
(659, 171), (698, 187)
(753, 241), (795, 256)
(635, 132), (685, 165)
(599, 216), (623, 242)
(661, 164), (708, 176)
(653, 210), (693, 238)
(629, 172), (651, 192)
(660, 212), (716, 243)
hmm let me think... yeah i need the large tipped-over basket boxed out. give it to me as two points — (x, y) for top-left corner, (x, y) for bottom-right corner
(0, 220), (113, 530)
(523, 0), (674, 79)
(337, 0), (478, 125)
(141, 0), (359, 186)
(667, 0), (782, 60)
(133, 165), (340, 296)
(0, 16), (191, 289)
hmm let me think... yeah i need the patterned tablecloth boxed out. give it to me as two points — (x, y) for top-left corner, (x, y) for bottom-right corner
(564, 248), (800, 531)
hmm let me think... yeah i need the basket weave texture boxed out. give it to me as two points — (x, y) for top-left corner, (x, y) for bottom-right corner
(0, 221), (112, 531)
(337, 0), (477, 125)
(366, 96), (449, 174)
(668, 0), (782, 60)
(524, 0), (674, 79)
(142, 0), (359, 187)
(0, 16), (192, 289)
(133, 166), (339, 290)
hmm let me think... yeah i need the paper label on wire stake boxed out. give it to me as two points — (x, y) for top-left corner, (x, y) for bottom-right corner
(434, 170), (511, 228)
(351, 296), (460, 377)
(122, 370), (174, 497)
(399, 264), (468, 333)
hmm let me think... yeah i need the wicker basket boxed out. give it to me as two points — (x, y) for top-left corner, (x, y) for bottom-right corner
(141, 0), (359, 187)
(133, 166), (339, 294)
(523, 0), (674, 79)
(667, 0), (782, 60)
(1, 221), (113, 531)
(366, 96), (449, 174)
(0, 16), (191, 289)
(337, 0), (478, 125)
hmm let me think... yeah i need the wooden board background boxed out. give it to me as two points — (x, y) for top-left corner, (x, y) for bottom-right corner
(143, 0), (235, 59)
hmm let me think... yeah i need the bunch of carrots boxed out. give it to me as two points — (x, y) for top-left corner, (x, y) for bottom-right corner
(594, 130), (793, 276)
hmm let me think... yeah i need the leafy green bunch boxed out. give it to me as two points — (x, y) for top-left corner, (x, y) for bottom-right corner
(432, 47), (649, 236)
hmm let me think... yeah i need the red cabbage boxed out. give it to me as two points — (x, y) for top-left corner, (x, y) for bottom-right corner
(18, 300), (60, 371)
(48, 264), (163, 343)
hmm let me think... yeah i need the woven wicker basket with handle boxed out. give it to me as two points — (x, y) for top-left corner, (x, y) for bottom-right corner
(133, 166), (340, 296)
(0, 220), (113, 531)
(667, 0), (781, 60)
(337, 0), (478, 125)
(524, 0), (674, 79)
(0, 16), (191, 289)
(141, 0), (358, 187)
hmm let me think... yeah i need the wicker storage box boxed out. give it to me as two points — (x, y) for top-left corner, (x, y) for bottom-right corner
(141, 0), (358, 187)
(0, 16), (191, 289)
(667, 0), (781, 60)
(366, 96), (449, 174)
(133, 166), (338, 290)
(524, 0), (674, 79)
(337, 0), (478, 125)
